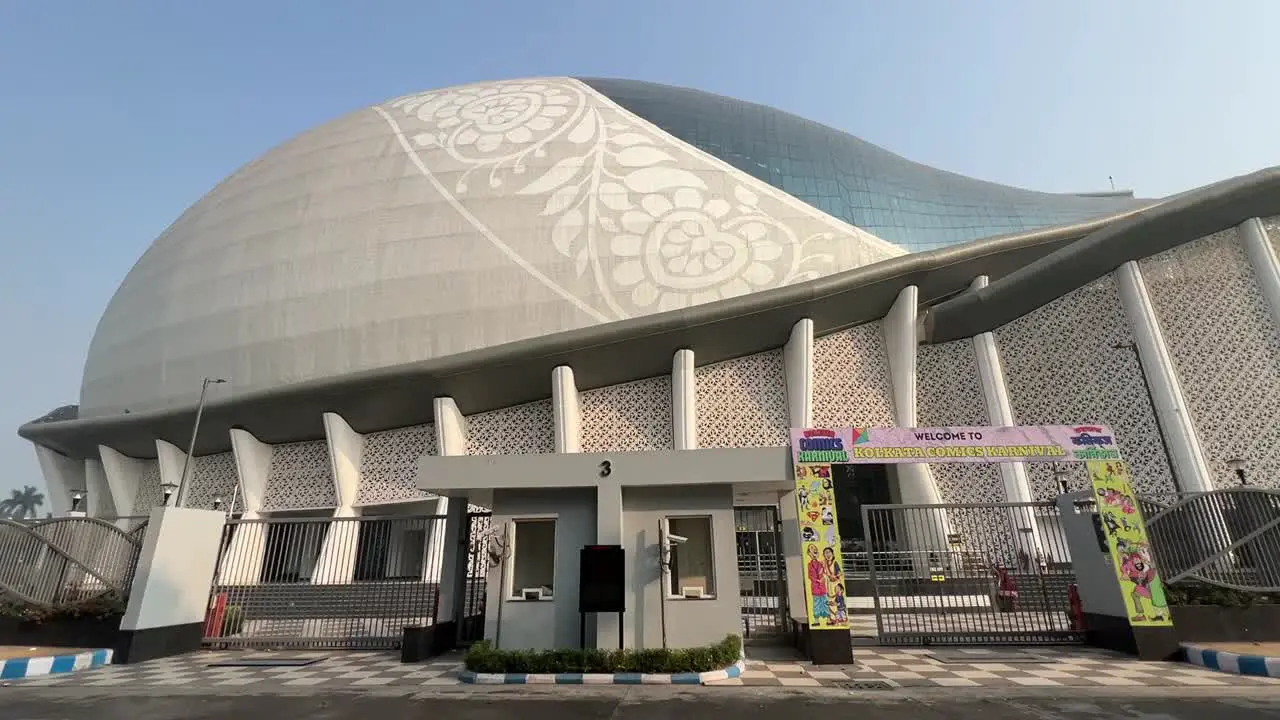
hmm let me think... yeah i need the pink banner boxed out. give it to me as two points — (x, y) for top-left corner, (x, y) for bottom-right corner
(790, 425), (1120, 465)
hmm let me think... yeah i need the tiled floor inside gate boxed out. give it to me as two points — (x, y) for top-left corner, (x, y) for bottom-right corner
(9, 646), (1279, 690)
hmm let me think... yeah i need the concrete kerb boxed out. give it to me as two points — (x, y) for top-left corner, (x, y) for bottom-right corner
(1182, 643), (1280, 678)
(0, 649), (113, 680)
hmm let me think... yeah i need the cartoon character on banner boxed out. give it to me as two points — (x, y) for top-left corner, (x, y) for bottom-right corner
(1117, 538), (1168, 622)
(806, 544), (832, 625)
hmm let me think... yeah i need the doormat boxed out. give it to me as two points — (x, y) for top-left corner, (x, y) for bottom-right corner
(836, 680), (895, 690)
(926, 650), (1048, 664)
(207, 657), (325, 668)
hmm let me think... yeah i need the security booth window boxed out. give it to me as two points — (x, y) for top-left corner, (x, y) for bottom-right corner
(665, 516), (716, 598)
(509, 518), (556, 600)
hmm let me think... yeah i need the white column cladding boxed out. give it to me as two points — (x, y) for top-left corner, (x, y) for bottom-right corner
(98, 445), (146, 517)
(1239, 217), (1280, 340)
(313, 412), (364, 584)
(783, 319), (814, 429)
(1114, 261), (1214, 492)
(224, 429), (272, 585)
(432, 396), (469, 640)
(969, 276), (1044, 556)
(154, 439), (188, 506)
(552, 365), (582, 453)
(33, 444), (81, 517)
(83, 458), (114, 517)
(672, 349), (697, 450)
(882, 286), (951, 555)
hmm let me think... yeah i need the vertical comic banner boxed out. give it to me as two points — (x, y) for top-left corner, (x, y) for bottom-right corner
(1087, 459), (1173, 627)
(793, 461), (849, 630)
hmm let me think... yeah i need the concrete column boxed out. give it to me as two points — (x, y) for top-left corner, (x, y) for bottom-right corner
(154, 439), (188, 506)
(421, 496), (450, 584)
(778, 488), (807, 625)
(1240, 217), (1280, 349)
(783, 319), (814, 429)
(98, 445), (146, 518)
(552, 365), (582, 453)
(1116, 261), (1214, 492)
(432, 396), (470, 642)
(596, 483), (625, 648)
(971, 276), (1043, 558)
(882, 285), (951, 559)
(117, 507), (227, 663)
(313, 412), (365, 584)
(223, 429), (273, 585)
(83, 458), (115, 517)
(32, 444), (81, 517)
(672, 349), (696, 450)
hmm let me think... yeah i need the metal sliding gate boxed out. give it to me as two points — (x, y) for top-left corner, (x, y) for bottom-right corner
(735, 506), (788, 640)
(459, 511), (492, 644)
(203, 515), (450, 650)
(861, 502), (1082, 646)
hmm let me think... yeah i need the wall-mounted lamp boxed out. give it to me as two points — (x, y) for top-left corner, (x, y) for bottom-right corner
(70, 489), (85, 513)
(161, 482), (179, 506)
(212, 495), (224, 511)
(1226, 458), (1248, 486)
(1053, 464), (1072, 495)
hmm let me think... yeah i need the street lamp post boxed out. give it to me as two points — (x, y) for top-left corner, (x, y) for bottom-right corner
(175, 377), (227, 508)
(1111, 342), (1179, 489)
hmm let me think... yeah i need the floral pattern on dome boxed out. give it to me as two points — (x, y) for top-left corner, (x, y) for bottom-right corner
(262, 440), (337, 511)
(811, 323), (896, 429)
(379, 78), (901, 325)
(994, 276), (1174, 498)
(695, 349), (789, 449)
(580, 376), (673, 452)
(1141, 228), (1280, 490)
(358, 424), (438, 505)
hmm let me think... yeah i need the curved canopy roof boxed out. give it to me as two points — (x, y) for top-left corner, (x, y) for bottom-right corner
(22, 166), (1280, 461)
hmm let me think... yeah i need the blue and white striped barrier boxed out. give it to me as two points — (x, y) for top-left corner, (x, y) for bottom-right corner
(1183, 643), (1280, 678)
(459, 658), (745, 685)
(0, 648), (113, 681)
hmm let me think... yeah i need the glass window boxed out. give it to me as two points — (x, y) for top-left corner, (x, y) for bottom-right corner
(510, 519), (556, 599)
(665, 516), (716, 598)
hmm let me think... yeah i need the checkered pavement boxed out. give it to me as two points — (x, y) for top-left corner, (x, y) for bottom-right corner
(11, 646), (1280, 690)
(12, 651), (462, 689)
(711, 647), (1280, 688)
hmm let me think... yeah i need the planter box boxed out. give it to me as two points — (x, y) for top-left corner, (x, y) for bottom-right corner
(0, 615), (123, 649)
(1171, 604), (1280, 643)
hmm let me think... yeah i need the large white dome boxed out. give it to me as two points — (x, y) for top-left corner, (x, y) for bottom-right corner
(80, 77), (901, 418)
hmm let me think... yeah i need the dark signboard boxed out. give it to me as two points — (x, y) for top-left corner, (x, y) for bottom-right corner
(578, 545), (625, 614)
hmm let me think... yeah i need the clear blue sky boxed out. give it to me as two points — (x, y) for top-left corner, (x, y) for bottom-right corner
(1, 1), (1275, 502)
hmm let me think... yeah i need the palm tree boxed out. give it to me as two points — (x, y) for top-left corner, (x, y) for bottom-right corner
(0, 486), (46, 519)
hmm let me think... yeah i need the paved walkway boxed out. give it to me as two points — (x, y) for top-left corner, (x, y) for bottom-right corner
(10, 645), (1279, 690)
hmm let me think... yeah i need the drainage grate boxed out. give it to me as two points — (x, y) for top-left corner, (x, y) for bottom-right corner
(836, 680), (895, 690)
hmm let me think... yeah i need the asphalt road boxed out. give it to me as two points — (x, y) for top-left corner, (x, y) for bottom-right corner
(4, 689), (1280, 720)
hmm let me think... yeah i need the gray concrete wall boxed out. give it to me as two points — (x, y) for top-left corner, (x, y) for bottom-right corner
(621, 485), (740, 650)
(485, 488), (597, 651)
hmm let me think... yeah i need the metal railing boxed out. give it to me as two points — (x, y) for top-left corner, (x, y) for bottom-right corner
(203, 514), (473, 650)
(861, 502), (1081, 645)
(0, 516), (146, 608)
(1139, 488), (1280, 591)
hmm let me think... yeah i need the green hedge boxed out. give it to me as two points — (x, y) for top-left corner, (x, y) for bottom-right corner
(465, 634), (741, 674)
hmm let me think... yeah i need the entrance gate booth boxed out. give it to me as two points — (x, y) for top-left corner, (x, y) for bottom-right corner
(789, 425), (1173, 662)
